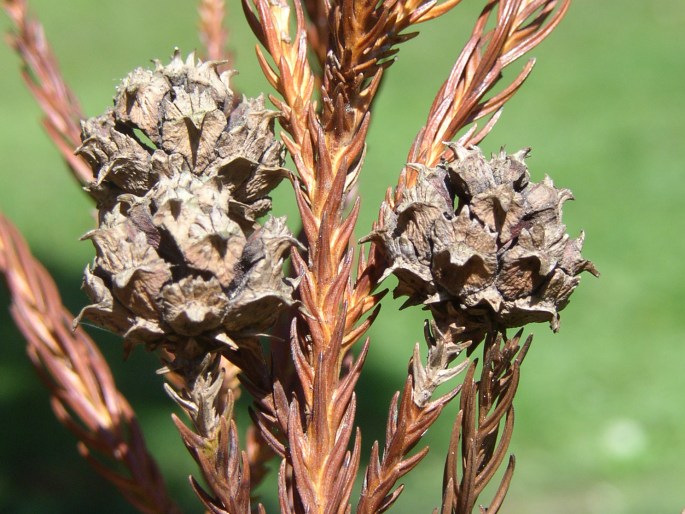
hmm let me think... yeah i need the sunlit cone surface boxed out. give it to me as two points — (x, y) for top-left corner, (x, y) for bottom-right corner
(76, 50), (298, 354)
(370, 145), (597, 343)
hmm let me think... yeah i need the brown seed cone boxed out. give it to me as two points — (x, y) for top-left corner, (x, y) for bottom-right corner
(368, 145), (597, 343)
(75, 50), (298, 355)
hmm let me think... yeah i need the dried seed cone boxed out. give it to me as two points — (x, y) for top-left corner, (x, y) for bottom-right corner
(369, 145), (597, 343)
(76, 51), (297, 355)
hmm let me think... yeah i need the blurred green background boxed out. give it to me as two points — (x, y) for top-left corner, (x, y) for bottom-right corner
(1, 1), (684, 513)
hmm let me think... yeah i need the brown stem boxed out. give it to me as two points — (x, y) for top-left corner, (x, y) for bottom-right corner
(0, 213), (180, 514)
(246, 423), (276, 488)
(3, 0), (91, 186)
(198, 0), (233, 66)
(357, 321), (469, 514)
(231, 344), (291, 463)
(243, 0), (317, 190)
(301, 0), (329, 70)
(244, 2), (495, 512)
(440, 330), (532, 514)
(167, 354), (256, 514)
(357, 377), (454, 514)
(402, 0), (570, 193)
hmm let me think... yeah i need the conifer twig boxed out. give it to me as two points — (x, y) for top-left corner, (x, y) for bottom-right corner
(166, 354), (256, 514)
(0, 214), (180, 514)
(243, 2), (496, 511)
(301, 0), (329, 70)
(198, 0), (232, 65)
(402, 0), (570, 192)
(3, 0), (90, 186)
(439, 330), (531, 514)
(357, 322), (470, 514)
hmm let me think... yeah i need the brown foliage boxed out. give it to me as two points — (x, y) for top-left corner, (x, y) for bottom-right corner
(0, 1), (592, 513)
(0, 214), (180, 514)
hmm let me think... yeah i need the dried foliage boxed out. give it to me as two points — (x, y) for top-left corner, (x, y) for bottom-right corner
(3, 0), (90, 184)
(0, 0), (595, 513)
(405, 0), (571, 186)
(0, 215), (180, 514)
(167, 354), (256, 514)
(358, 322), (470, 514)
(198, 0), (231, 64)
(439, 330), (531, 514)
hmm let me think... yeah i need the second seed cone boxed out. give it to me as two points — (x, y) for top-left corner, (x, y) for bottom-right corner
(369, 145), (598, 344)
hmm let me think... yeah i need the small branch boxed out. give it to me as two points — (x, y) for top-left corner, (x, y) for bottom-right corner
(0, 213), (180, 514)
(247, 423), (276, 488)
(217, 353), (276, 490)
(244, 2), (569, 513)
(301, 0), (329, 70)
(222, 336), (290, 456)
(357, 322), (469, 514)
(3, 0), (90, 186)
(166, 353), (256, 514)
(322, 0), (465, 133)
(245, 2), (472, 511)
(439, 330), (532, 514)
(356, 376), (449, 514)
(243, 0), (317, 190)
(197, 0), (233, 66)
(405, 0), (570, 188)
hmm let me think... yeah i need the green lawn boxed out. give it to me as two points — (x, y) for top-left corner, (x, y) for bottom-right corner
(1, 1), (684, 513)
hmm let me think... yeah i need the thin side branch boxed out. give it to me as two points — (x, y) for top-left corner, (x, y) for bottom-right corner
(243, 0), (317, 189)
(3, 0), (90, 185)
(301, 0), (330, 69)
(405, 0), (570, 188)
(440, 330), (532, 514)
(357, 321), (469, 514)
(0, 213), (180, 514)
(357, 376), (455, 514)
(166, 354), (256, 514)
(198, 0), (233, 65)
(244, 2), (472, 511)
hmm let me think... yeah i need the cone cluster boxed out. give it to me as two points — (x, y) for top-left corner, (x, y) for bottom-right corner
(76, 51), (298, 354)
(369, 145), (597, 342)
